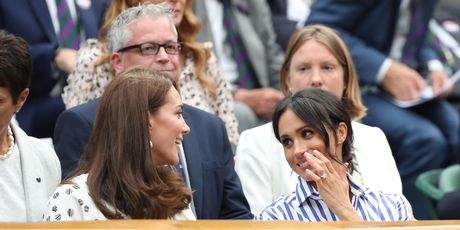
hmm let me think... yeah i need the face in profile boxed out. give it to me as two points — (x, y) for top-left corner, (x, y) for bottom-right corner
(148, 87), (190, 165)
(113, 15), (181, 81)
(0, 87), (27, 133)
(277, 108), (346, 181)
(286, 40), (345, 98)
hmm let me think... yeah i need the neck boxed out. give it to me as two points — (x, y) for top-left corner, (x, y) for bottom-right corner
(0, 126), (10, 155)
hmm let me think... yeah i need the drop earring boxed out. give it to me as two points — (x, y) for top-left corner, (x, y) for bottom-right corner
(149, 140), (153, 148)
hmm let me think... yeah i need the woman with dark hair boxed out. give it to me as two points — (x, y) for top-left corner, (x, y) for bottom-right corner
(235, 24), (401, 214)
(256, 88), (412, 221)
(62, 0), (239, 143)
(43, 67), (193, 220)
(0, 30), (61, 222)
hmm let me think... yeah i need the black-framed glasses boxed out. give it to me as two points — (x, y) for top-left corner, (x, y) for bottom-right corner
(117, 41), (182, 55)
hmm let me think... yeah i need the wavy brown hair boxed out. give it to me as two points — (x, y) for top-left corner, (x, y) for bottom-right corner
(71, 66), (192, 219)
(96, 0), (216, 97)
(280, 24), (366, 121)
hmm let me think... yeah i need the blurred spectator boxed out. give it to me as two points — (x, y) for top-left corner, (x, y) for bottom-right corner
(0, 0), (107, 137)
(193, 0), (285, 132)
(307, 0), (460, 219)
(268, 0), (313, 50)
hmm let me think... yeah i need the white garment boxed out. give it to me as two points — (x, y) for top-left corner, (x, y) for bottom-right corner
(0, 123), (61, 222)
(43, 174), (196, 221)
(234, 121), (402, 214)
(0, 145), (27, 222)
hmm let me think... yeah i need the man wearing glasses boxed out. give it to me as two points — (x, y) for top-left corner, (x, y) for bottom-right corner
(54, 3), (253, 220)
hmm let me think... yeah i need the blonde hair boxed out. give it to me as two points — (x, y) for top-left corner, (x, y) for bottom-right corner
(280, 24), (366, 120)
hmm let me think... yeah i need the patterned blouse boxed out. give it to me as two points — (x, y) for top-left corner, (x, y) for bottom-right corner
(62, 39), (239, 143)
(42, 174), (196, 221)
(255, 175), (412, 221)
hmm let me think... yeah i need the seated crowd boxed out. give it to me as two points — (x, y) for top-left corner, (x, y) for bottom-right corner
(0, 0), (459, 223)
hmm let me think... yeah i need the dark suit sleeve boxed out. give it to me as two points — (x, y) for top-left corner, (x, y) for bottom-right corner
(307, 0), (388, 86)
(53, 109), (92, 179)
(216, 118), (254, 219)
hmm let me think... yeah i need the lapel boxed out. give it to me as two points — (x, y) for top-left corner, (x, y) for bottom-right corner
(182, 106), (204, 218)
(28, 0), (56, 43)
(12, 123), (47, 221)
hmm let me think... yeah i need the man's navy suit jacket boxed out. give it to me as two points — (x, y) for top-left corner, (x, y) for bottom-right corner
(307, 0), (438, 86)
(54, 99), (253, 219)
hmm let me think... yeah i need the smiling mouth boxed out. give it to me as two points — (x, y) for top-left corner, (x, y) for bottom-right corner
(175, 138), (183, 145)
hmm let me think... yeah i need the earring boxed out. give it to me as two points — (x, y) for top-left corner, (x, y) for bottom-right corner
(149, 140), (153, 148)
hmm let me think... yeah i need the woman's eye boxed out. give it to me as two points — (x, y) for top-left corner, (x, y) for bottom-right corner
(177, 110), (183, 118)
(323, 65), (334, 71)
(280, 138), (293, 147)
(301, 130), (313, 138)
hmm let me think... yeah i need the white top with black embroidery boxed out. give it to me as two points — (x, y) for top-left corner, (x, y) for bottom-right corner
(42, 174), (196, 221)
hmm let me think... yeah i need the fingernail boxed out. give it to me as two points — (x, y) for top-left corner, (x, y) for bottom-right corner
(304, 152), (312, 159)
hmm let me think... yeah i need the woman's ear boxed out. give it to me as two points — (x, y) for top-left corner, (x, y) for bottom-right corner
(15, 88), (29, 113)
(337, 122), (348, 144)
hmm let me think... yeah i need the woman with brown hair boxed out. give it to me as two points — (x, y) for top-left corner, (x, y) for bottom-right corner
(62, 0), (239, 143)
(44, 67), (193, 220)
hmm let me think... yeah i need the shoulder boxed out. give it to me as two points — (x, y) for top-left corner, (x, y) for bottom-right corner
(61, 100), (99, 120)
(184, 104), (222, 124)
(240, 122), (273, 137)
(255, 194), (294, 220)
(12, 123), (60, 170)
(360, 189), (413, 220)
(44, 174), (106, 221)
(351, 122), (387, 141)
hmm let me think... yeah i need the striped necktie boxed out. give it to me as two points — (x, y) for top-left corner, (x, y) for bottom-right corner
(221, 0), (259, 89)
(401, 0), (426, 68)
(56, 0), (81, 49)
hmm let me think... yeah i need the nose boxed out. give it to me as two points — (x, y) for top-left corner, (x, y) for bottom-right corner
(182, 121), (190, 135)
(293, 141), (307, 158)
(156, 47), (170, 63)
(310, 68), (323, 88)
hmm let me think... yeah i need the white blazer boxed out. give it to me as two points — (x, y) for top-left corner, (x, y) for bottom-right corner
(235, 121), (402, 214)
(12, 122), (61, 221)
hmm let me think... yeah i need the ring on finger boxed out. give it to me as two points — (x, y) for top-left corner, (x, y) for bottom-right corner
(320, 172), (328, 179)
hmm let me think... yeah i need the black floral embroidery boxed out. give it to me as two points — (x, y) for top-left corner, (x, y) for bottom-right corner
(78, 199), (84, 206)
(66, 188), (73, 195)
(52, 205), (58, 212)
(84, 205), (89, 212)
(67, 209), (74, 217)
(55, 214), (61, 221)
(52, 192), (59, 199)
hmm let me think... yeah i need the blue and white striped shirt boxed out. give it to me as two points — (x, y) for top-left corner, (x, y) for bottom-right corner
(255, 176), (412, 221)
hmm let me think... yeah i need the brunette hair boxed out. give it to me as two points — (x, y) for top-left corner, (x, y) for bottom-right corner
(272, 88), (354, 173)
(97, 0), (216, 97)
(280, 24), (366, 120)
(0, 30), (31, 103)
(73, 66), (191, 219)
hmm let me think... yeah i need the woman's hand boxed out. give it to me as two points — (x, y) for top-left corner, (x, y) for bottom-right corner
(303, 150), (362, 221)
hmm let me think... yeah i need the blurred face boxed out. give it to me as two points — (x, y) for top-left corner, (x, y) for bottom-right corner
(0, 87), (28, 136)
(134, 0), (186, 26)
(286, 40), (345, 98)
(278, 108), (345, 181)
(112, 16), (180, 82)
(148, 87), (190, 165)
